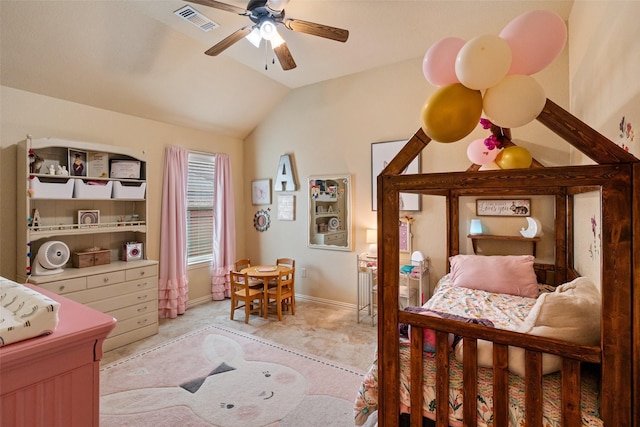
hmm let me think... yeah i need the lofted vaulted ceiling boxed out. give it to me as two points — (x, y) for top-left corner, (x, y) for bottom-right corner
(1, 1), (573, 139)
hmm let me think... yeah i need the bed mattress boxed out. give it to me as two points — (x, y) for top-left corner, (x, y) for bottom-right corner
(353, 275), (602, 427)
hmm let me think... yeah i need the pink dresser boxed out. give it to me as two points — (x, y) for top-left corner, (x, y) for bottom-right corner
(0, 284), (116, 426)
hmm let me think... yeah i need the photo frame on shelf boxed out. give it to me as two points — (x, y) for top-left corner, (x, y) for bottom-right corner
(68, 149), (88, 177)
(476, 199), (531, 217)
(251, 179), (272, 205)
(87, 151), (109, 178)
(371, 139), (421, 211)
(277, 194), (295, 221)
(78, 209), (100, 227)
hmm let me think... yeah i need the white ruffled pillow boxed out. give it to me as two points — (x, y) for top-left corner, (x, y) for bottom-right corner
(455, 276), (601, 377)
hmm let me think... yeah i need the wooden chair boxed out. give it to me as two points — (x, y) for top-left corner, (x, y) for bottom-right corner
(266, 267), (295, 321)
(267, 258), (296, 288)
(230, 270), (264, 324)
(234, 258), (263, 289)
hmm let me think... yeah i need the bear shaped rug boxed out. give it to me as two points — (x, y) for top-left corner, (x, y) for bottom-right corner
(100, 325), (365, 426)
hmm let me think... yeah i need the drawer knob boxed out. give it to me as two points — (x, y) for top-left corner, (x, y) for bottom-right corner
(103, 277), (110, 283)
(58, 285), (65, 292)
(138, 319), (148, 325)
(137, 306), (148, 312)
(139, 271), (145, 276)
(138, 295), (148, 300)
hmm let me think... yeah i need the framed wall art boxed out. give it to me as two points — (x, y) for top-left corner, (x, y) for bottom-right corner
(277, 194), (295, 221)
(251, 179), (272, 205)
(78, 209), (100, 227)
(399, 220), (412, 253)
(476, 199), (531, 217)
(371, 139), (421, 211)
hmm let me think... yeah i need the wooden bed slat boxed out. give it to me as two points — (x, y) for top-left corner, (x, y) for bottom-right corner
(492, 343), (509, 427)
(410, 326), (424, 427)
(561, 359), (582, 427)
(524, 350), (543, 427)
(461, 338), (478, 427)
(435, 331), (449, 427)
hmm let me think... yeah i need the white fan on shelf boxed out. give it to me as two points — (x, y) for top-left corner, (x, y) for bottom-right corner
(33, 241), (70, 276)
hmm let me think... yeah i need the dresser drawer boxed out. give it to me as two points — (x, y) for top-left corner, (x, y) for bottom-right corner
(109, 312), (157, 338)
(87, 270), (126, 289)
(38, 277), (87, 295)
(125, 265), (157, 281)
(86, 286), (156, 312)
(107, 298), (158, 323)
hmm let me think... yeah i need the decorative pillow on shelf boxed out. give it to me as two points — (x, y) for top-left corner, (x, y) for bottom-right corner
(449, 254), (539, 298)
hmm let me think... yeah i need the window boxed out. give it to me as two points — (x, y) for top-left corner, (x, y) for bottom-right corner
(187, 152), (215, 265)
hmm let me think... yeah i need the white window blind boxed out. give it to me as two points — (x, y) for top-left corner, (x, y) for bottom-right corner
(187, 152), (215, 265)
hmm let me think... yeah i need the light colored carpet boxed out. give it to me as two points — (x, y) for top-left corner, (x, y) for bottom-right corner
(100, 324), (367, 426)
(101, 299), (378, 372)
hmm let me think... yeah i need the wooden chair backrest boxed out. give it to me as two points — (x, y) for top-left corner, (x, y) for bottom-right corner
(276, 258), (295, 268)
(234, 259), (251, 271)
(230, 270), (250, 292)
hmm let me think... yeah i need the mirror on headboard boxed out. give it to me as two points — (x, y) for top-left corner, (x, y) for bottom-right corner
(308, 175), (352, 251)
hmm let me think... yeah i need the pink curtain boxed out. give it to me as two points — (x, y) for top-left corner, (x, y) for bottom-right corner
(211, 153), (236, 300)
(158, 146), (189, 318)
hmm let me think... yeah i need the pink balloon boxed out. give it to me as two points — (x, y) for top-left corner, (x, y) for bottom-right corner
(500, 10), (567, 75)
(466, 138), (500, 165)
(422, 37), (466, 86)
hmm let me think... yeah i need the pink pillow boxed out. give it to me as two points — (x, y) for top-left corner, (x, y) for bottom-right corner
(449, 255), (538, 298)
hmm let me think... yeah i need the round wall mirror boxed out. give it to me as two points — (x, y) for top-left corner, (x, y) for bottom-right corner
(253, 209), (270, 232)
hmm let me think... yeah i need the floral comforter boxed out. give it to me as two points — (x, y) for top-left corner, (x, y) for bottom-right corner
(353, 277), (603, 427)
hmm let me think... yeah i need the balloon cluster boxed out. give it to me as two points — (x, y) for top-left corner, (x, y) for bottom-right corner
(419, 10), (567, 169)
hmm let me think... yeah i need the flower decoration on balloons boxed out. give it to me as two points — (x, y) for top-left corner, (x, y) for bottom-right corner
(419, 8), (567, 169)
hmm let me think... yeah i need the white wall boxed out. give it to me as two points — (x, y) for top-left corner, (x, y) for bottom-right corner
(0, 86), (245, 302)
(244, 48), (570, 305)
(568, 2), (640, 287)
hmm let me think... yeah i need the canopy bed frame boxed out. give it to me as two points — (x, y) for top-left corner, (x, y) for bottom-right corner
(374, 99), (638, 426)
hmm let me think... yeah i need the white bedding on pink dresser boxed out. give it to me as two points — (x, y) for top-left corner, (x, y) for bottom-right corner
(0, 276), (61, 346)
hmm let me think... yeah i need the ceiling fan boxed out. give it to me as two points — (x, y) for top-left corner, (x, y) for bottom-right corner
(186, 0), (349, 70)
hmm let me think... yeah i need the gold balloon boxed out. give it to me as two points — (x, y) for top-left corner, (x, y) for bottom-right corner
(495, 146), (532, 169)
(420, 83), (483, 143)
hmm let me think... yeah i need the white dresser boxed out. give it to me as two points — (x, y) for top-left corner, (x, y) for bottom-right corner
(28, 260), (158, 351)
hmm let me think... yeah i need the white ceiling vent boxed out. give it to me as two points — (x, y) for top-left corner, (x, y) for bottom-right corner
(174, 5), (219, 32)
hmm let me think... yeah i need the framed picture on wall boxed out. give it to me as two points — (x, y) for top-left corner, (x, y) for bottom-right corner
(251, 179), (272, 205)
(399, 220), (412, 253)
(371, 140), (421, 211)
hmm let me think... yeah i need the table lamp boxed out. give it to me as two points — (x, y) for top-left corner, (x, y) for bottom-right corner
(366, 228), (377, 258)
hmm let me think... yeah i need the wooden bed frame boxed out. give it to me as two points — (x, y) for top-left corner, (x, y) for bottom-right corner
(375, 99), (638, 426)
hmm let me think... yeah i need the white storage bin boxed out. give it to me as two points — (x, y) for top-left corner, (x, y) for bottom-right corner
(29, 176), (74, 199)
(111, 181), (146, 199)
(73, 179), (113, 199)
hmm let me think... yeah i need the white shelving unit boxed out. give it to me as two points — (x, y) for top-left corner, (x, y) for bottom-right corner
(357, 253), (430, 325)
(17, 137), (158, 351)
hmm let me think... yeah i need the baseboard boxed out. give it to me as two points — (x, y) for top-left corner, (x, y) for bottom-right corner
(188, 293), (356, 311)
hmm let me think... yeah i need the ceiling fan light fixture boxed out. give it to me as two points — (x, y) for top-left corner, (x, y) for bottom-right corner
(270, 32), (285, 48)
(246, 27), (262, 48)
(259, 19), (278, 41)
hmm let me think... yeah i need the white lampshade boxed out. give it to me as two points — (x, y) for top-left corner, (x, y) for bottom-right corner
(246, 27), (261, 48)
(469, 219), (483, 235)
(260, 20), (278, 41)
(366, 228), (377, 244)
(366, 228), (377, 257)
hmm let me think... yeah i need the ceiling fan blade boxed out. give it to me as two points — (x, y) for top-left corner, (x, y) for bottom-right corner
(284, 19), (349, 43)
(186, 0), (249, 15)
(273, 42), (297, 70)
(205, 27), (252, 56)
